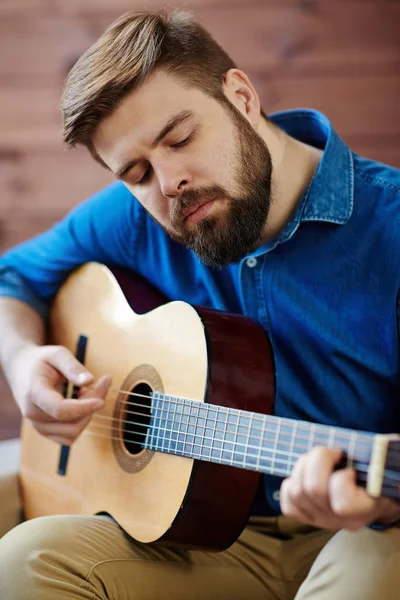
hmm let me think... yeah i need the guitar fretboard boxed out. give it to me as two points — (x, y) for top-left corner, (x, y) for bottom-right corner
(144, 393), (374, 483)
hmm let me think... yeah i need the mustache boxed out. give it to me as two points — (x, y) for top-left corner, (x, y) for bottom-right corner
(170, 184), (226, 226)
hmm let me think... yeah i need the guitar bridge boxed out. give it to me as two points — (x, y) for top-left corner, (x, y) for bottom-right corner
(58, 334), (88, 476)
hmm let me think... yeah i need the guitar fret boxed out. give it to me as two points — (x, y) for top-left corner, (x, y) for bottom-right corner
(148, 391), (155, 450)
(199, 404), (207, 458)
(175, 396), (184, 453)
(192, 402), (199, 456)
(167, 395), (176, 454)
(183, 401), (190, 455)
(200, 403), (210, 460)
(231, 410), (240, 466)
(244, 412), (253, 469)
(288, 420), (298, 473)
(256, 416), (266, 471)
(308, 422), (316, 452)
(271, 418), (281, 475)
(161, 396), (169, 453)
(221, 408), (229, 463)
(327, 426), (335, 450)
(346, 431), (358, 469)
(188, 402), (196, 457)
(216, 406), (224, 463)
(200, 403), (210, 461)
(208, 406), (216, 461)
(193, 403), (200, 459)
(208, 404), (217, 462)
(150, 392), (160, 451)
(156, 394), (163, 452)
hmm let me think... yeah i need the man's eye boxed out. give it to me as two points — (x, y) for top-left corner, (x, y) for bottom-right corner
(171, 132), (194, 149)
(136, 167), (152, 185)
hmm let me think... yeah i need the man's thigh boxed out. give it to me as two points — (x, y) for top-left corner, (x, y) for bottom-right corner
(0, 514), (273, 600)
(0, 472), (333, 600)
(0, 511), (334, 600)
(0, 470), (336, 600)
(296, 526), (400, 600)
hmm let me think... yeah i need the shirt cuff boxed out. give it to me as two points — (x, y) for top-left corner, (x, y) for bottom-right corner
(0, 266), (49, 322)
(368, 517), (400, 531)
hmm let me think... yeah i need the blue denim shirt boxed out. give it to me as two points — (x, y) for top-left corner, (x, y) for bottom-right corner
(1, 109), (400, 514)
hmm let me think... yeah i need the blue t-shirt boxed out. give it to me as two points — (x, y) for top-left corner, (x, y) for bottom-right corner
(1, 109), (400, 514)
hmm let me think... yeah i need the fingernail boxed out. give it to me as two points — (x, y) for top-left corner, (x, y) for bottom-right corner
(77, 372), (92, 385)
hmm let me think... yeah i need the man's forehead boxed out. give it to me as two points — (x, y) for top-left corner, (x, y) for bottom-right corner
(94, 75), (199, 146)
(124, 70), (199, 119)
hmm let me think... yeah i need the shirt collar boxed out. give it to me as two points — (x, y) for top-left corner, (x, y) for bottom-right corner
(249, 109), (354, 257)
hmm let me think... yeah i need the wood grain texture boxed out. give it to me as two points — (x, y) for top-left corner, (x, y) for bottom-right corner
(0, 0), (399, 439)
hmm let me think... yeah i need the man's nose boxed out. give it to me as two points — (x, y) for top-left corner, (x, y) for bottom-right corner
(156, 161), (192, 198)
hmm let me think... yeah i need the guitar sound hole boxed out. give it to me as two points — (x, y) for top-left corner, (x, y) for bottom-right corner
(122, 383), (152, 455)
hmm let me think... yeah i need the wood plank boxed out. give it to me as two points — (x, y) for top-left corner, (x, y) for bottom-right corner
(77, 2), (400, 76)
(0, 147), (113, 240)
(255, 75), (400, 137)
(0, 0), (48, 16)
(0, 16), (93, 83)
(199, 2), (400, 75)
(52, 0), (399, 17)
(347, 138), (400, 169)
(53, 0), (267, 15)
(0, 87), (62, 148)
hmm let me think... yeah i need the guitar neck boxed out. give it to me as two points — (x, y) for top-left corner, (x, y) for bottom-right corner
(145, 393), (376, 489)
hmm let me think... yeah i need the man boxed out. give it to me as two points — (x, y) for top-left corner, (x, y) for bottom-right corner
(0, 9), (399, 600)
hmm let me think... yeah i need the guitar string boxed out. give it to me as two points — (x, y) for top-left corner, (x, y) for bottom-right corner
(70, 386), (399, 473)
(88, 417), (374, 469)
(80, 427), (400, 488)
(89, 410), (374, 462)
(91, 387), (377, 449)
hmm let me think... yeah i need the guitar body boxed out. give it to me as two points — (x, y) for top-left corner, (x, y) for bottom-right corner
(20, 263), (275, 551)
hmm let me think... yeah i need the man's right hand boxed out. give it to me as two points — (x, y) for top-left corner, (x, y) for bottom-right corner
(8, 344), (111, 445)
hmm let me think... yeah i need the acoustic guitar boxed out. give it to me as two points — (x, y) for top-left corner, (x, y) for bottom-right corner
(20, 263), (400, 551)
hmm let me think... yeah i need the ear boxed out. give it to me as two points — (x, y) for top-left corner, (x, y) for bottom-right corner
(222, 69), (261, 128)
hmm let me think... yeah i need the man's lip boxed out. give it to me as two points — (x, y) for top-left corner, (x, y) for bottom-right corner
(182, 197), (216, 220)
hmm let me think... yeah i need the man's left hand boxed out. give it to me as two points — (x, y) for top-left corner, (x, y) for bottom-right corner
(280, 446), (400, 531)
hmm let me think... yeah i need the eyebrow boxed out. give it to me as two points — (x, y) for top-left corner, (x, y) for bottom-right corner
(114, 110), (194, 179)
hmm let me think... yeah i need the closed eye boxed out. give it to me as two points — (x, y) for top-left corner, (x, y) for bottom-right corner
(135, 130), (195, 184)
(136, 166), (152, 185)
(171, 131), (195, 149)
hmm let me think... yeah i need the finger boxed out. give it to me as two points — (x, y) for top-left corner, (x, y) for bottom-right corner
(280, 456), (319, 522)
(79, 375), (112, 402)
(35, 387), (105, 422)
(329, 468), (376, 524)
(44, 346), (94, 386)
(77, 386), (90, 398)
(303, 447), (343, 511)
(31, 413), (92, 445)
(280, 477), (315, 523)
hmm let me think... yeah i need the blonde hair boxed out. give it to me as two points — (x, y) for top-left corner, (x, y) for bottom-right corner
(61, 10), (236, 157)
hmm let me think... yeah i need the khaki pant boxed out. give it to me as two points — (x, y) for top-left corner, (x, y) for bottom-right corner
(0, 474), (400, 599)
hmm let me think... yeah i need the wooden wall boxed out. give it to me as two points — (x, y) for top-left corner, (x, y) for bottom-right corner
(0, 0), (399, 439)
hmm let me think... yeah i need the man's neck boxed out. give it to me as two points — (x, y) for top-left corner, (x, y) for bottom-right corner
(258, 117), (323, 244)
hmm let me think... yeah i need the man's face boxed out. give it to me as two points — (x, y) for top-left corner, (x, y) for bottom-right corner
(93, 70), (272, 267)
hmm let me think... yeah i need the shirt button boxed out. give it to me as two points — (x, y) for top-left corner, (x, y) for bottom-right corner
(272, 490), (281, 502)
(246, 257), (257, 268)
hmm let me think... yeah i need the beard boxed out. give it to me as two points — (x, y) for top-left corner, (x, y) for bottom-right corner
(156, 103), (273, 268)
